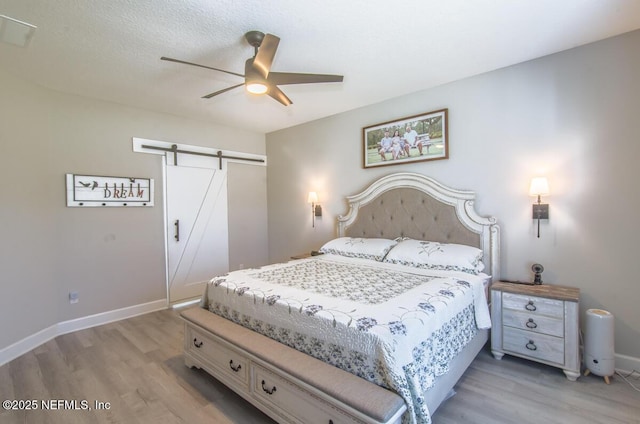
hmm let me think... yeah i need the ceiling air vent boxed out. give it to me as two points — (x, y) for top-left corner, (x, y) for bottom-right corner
(0, 15), (37, 48)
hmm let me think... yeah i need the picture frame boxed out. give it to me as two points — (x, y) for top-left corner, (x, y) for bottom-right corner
(362, 108), (448, 168)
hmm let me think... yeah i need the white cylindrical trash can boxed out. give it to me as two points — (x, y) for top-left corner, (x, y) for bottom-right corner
(584, 309), (615, 380)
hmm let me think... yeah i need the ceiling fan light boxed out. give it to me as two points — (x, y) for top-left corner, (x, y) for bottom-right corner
(246, 82), (268, 95)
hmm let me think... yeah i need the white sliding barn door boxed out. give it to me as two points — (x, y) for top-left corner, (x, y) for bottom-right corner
(166, 157), (229, 304)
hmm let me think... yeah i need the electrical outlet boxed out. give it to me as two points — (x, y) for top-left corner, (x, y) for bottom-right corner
(69, 291), (79, 304)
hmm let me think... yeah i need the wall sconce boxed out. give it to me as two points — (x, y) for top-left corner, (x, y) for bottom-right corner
(307, 192), (322, 227)
(529, 177), (549, 238)
(307, 191), (322, 227)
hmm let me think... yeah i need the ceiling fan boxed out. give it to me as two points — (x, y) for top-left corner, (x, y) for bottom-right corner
(161, 31), (344, 106)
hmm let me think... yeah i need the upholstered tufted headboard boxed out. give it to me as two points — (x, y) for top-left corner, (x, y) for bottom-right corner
(338, 173), (500, 279)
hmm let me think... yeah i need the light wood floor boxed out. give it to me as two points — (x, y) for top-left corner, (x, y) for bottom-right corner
(1, 307), (638, 424)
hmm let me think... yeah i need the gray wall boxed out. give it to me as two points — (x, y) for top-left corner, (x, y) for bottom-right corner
(266, 30), (640, 359)
(0, 68), (268, 350)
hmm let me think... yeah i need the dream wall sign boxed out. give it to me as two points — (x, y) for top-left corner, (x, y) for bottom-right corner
(66, 174), (154, 207)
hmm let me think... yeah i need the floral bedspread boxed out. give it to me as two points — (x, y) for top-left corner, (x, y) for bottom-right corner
(200, 254), (491, 424)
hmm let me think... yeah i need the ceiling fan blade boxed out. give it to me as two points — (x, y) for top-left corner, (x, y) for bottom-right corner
(202, 83), (244, 99)
(267, 71), (344, 86)
(253, 34), (280, 78)
(267, 85), (292, 106)
(161, 56), (244, 78)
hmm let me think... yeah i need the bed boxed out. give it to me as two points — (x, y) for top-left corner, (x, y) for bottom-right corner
(185, 172), (500, 424)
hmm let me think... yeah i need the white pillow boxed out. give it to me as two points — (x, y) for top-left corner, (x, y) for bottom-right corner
(383, 239), (484, 274)
(319, 237), (397, 261)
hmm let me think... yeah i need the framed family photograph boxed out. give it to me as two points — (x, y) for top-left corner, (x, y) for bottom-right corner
(362, 108), (448, 168)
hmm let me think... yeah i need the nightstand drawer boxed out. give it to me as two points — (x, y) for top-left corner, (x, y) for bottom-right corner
(503, 292), (564, 318)
(502, 309), (564, 337)
(503, 327), (564, 364)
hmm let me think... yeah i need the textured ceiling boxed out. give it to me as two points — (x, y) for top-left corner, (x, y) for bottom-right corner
(1, 0), (640, 134)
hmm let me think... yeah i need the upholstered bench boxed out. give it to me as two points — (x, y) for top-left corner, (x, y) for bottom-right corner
(181, 307), (407, 424)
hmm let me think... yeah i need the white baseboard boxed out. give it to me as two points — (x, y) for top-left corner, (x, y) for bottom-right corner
(0, 325), (60, 368)
(0, 299), (167, 367)
(616, 353), (640, 374)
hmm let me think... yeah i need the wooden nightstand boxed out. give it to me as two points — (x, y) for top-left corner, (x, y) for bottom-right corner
(290, 253), (312, 260)
(490, 281), (581, 381)
(291, 251), (323, 260)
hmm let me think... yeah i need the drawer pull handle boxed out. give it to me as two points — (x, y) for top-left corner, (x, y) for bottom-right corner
(261, 380), (277, 395)
(526, 318), (538, 329)
(525, 301), (537, 311)
(526, 340), (537, 351)
(193, 338), (203, 348)
(229, 360), (242, 372)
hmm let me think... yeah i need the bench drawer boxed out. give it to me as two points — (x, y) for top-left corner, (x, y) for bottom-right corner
(185, 324), (250, 389)
(251, 363), (360, 424)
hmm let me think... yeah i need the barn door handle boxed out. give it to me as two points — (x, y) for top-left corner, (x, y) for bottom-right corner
(174, 219), (180, 241)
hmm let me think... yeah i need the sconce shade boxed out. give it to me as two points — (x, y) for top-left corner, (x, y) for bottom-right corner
(529, 177), (550, 197)
(307, 191), (318, 204)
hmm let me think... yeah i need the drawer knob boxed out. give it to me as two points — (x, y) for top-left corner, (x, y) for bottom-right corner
(526, 340), (537, 351)
(525, 301), (537, 311)
(526, 318), (538, 329)
(193, 338), (203, 348)
(261, 380), (277, 395)
(229, 360), (242, 372)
